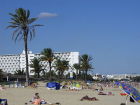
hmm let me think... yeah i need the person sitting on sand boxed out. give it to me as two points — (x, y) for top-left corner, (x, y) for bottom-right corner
(31, 93), (46, 105)
(32, 96), (41, 105)
(31, 93), (40, 102)
(99, 85), (103, 91)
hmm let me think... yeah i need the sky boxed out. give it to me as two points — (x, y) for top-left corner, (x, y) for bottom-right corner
(0, 0), (140, 74)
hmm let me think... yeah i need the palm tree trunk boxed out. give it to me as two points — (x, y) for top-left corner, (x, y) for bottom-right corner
(58, 71), (61, 83)
(85, 70), (88, 82)
(76, 70), (78, 80)
(60, 71), (63, 79)
(42, 69), (45, 77)
(24, 32), (29, 86)
(79, 71), (81, 80)
(37, 72), (40, 78)
(49, 62), (52, 81)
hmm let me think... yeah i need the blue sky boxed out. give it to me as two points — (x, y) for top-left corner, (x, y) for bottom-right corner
(0, 0), (140, 74)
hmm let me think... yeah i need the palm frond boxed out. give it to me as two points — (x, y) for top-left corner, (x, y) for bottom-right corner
(31, 27), (35, 40)
(7, 25), (19, 29)
(13, 31), (22, 42)
(12, 29), (19, 38)
(32, 24), (43, 27)
(26, 10), (30, 19)
(9, 13), (18, 18)
(29, 27), (35, 41)
(8, 21), (20, 25)
(28, 18), (37, 24)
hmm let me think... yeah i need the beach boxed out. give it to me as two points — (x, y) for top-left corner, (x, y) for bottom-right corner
(0, 82), (139, 105)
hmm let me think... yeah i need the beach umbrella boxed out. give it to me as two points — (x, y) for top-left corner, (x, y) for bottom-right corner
(115, 81), (140, 104)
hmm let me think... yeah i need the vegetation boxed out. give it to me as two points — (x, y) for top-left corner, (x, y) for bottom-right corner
(14, 69), (26, 75)
(45, 70), (58, 81)
(54, 59), (69, 81)
(41, 48), (55, 81)
(0, 69), (3, 81)
(30, 57), (42, 78)
(73, 63), (81, 80)
(131, 76), (140, 82)
(80, 54), (93, 81)
(7, 8), (42, 85)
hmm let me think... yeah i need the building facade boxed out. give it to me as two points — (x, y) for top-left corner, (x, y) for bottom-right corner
(106, 74), (140, 80)
(0, 50), (79, 75)
(0, 54), (20, 74)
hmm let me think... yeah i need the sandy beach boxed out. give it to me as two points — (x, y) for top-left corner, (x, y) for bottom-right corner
(0, 82), (139, 105)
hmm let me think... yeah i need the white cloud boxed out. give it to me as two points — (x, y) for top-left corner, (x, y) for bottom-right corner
(38, 12), (58, 18)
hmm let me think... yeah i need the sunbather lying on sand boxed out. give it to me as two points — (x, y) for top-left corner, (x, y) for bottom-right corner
(48, 102), (61, 105)
(80, 95), (98, 101)
(98, 91), (114, 96)
(98, 91), (107, 95)
(107, 92), (114, 96)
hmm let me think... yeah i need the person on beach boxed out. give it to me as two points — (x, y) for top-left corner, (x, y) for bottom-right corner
(0, 85), (6, 91)
(99, 85), (103, 91)
(32, 96), (41, 105)
(31, 93), (40, 102)
(31, 93), (46, 105)
(120, 103), (126, 105)
(24, 103), (28, 105)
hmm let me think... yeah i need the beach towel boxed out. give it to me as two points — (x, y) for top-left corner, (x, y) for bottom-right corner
(0, 99), (8, 105)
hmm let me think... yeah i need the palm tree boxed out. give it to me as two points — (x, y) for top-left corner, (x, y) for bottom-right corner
(80, 54), (93, 81)
(7, 8), (42, 85)
(55, 59), (69, 81)
(14, 69), (26, 75)
(0, 69), (3, 81)
(41, 48), (54, 80)
(30, 57), (42, 78)
(14, 69), (26, 82)
(73, 63), (81, 80)
(54, 59), (62, 80)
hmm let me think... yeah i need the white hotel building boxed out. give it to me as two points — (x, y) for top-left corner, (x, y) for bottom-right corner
(0, 50), (79, 75)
